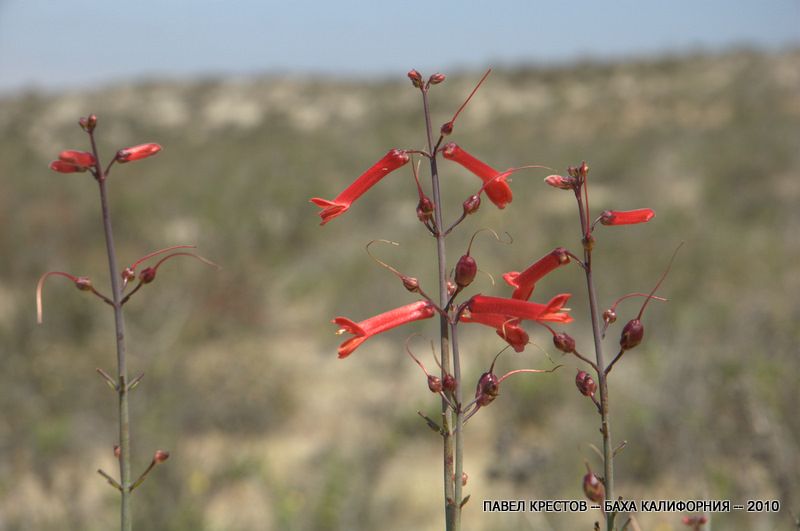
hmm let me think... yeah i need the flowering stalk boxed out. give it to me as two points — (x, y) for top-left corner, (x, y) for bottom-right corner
(41, 116), (210, 531)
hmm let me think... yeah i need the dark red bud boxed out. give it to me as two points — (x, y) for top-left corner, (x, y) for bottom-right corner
(463, 194), (481, 215)
(416, 196), (434, 223)
(440, 121), (454, 136)
(407, 69), (423, 88)
(575, 370), (596, 398)
(582, 471), (605, 503)
(153, 450), (170, 464)
(455, 254), (477, 288)
(603, 308), (617, 325)
(475, 371), (499, 407)
(553, 332), (576, 353)
(429, 73), (446, 85)
(443, 374), (456, 392)
(427, 374), (443, 393)
(139, 267), (156, 284)
(121, 268), (136, 283)
(620, 318), (644, 350)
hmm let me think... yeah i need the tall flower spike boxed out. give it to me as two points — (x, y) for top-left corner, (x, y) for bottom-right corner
(467, 293), (573, 324)
(311, 149), (410, 225)
(333, 300), (435, 358)
(503, 247), (570, 300)
(599, 208), (655, 226)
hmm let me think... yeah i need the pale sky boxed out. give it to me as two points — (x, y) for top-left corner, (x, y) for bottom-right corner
(0, 0), (797, 94)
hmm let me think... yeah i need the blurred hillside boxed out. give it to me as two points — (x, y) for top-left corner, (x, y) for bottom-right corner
(1, 49), (799, 530)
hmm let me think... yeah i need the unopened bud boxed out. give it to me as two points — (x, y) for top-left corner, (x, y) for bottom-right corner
(75, 277), (93, 291)
(407, 69), (423, 88)
(553, 332), (576, 353)
(114, 445), (121, 458)
(443, 373), (456, 392)
(429, 73), (446, 85)
(463, 194), (481, 215)
(461, 472), (468, 486)
(153, 450), (170, 464)
(79, 114), (97, 132)
(582, 471), (605, 503)
(575, 370), (596, 398)
(619, 318), (644, 350)
(475, 371), (499, 407)
(603, 308), (617, 325)
(401, 276), (420, 292)
(544, 174), (576, 190)
(139, 267), (156, 284)
(455, 254), (477, 288)
(417, 196), (434, 223)
(440, 121), (454, 136)
(427, 374), (443, 393)
(578, 161), (589, 179)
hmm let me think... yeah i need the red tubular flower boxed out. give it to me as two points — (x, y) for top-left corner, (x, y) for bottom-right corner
(442, 143), (513, 208)
(311, 149), (410, 225)
(116, 143), (162, 163)
(460, 311), (529, 352)
(599, 208), (655, 226)
(333, 300), (435, 358)
(59, 150), (96, 169)
(467, 293), (573, 324)
(503, 247), (570, 300)
(49, 160), (86, 173)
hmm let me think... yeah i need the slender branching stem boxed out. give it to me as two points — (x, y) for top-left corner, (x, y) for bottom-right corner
(91, 133), (133, 531)
(421, 86), (459, 531)
(575, 190), (615, 530)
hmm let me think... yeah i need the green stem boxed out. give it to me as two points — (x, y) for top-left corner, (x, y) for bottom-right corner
(92, 136), (132, 531)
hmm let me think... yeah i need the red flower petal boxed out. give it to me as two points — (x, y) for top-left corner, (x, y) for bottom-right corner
(116, 143), (162, 163)
(442, 143), (512, 209)
(600, 208), (655, 226)
(49, 160), (85, 173)
(59, 150), (96, 169)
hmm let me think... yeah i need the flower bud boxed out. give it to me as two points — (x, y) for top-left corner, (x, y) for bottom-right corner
(75, 276), (93, 291)
(407, 69), (423, 88)
(139, 267), (156, 284)
(443, 373), (456, 392)
(49, 160), (86, 173)
(544, 174), (575, 190)
(553, 332), (576, 353)
(429, 73), (446, 85)
(455, 254), (477, 288)
(440, 121), (454, 136)
(461, 471), (468, 486)
(114, 445), (121, 458)
(582, 471), (605, 503)
(417, 196), (434, 223)
(59, 150), (96, 169)
(427, 374), (443, 393)
(578, 161), (589, 179)
(575, 370), (596, 398)
(603, 308), (617, 326)
(153, 450), (170, 464)
(463, 194), (481, 215)
(116, 143), (162, 163)
(79, 114), (97, 132)
(619, 318), (644, 350)
(401, 275), (420, 293)
(475, 371), (499, 407)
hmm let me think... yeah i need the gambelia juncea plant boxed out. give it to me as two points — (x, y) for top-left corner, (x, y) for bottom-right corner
(543, 163), (679, 530)
(37, 115), (218, 531)
(312, 70), (572, 531)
